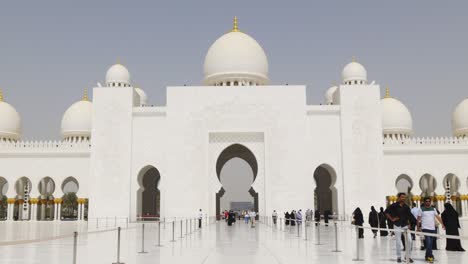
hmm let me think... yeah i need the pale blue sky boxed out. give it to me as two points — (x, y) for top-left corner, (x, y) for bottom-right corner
(1, 0), (467, 139)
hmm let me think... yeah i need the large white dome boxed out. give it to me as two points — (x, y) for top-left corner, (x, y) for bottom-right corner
(106, 63), (131, 87)
(452, 98), (468, 137)
(134, 87), (147, 106)
(203, 17), (269, 86)
(325, 85), (338, 105)
(0, 93), (21, 140)
(61, 93), (92, 139)
(342, 59), (367, 85)
(381, 89), (413, 136)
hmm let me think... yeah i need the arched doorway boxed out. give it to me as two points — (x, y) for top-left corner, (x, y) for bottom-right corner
(215, 144), (258, 220)
(14, 177), (32, 221)
(313, 164), (337, 215)
(37, 177), (55, 221)
(419, 174), (437, 198)
(137, 166), (161, 220)
(443, 174), (462, 214)
(395, 174), (414, 204)
(61, 177), (79, 220)
(0, 177), (8, 220)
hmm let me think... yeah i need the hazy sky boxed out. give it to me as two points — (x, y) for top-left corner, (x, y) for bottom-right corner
(1, 1), (467, 139)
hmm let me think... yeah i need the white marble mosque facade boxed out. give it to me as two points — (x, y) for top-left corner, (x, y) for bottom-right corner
(1, 18), (468, 223)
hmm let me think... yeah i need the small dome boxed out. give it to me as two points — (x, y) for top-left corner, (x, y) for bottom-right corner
(325, 85), (338, 105)
(381, 88), (413, 136)
(0, 91), (21, 141)
(106, 63), (130, 87)
(342, 58), (367, 85)
(452, 98), (468, 137)
(61, 92), (92, 139)
(134, 87), (147, 106)
(203, 17), (268, 86)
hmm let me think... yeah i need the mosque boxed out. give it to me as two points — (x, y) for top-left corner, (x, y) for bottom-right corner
(0, 17), (468, 222)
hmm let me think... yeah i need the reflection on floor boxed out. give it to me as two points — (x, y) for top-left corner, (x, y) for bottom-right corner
(0, 219), (467, 263)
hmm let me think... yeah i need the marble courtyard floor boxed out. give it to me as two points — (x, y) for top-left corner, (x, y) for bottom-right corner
(0, 219), (467, 263)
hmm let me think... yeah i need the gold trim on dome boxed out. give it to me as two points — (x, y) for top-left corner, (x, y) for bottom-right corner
(352, 56), (357, 62)
(232, 16), (240, 32)
(0, 88), (3, 102)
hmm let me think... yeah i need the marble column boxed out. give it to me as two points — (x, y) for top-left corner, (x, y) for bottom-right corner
(77, 202), (82, 221)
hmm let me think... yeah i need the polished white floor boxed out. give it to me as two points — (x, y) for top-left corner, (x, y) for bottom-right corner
(0, 219), (467, 263)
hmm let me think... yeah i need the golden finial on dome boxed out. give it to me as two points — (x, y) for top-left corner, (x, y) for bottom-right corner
(0, 88), (3, 102)
(116, 58), (121, 65)
(82, 88), (89, 101)
(352, 56), (357, 62)
(232, 16), (240, 32)
(384, 86), (391, 98)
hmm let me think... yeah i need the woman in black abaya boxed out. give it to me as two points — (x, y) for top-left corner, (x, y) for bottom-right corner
(290, 211), (296, 226)
(285, 212), (290, 226)
(441, 203), (465, 251)
(378, 207), (388, 237)
(368, 206), (379, 238)
(353, 207), (364, 239)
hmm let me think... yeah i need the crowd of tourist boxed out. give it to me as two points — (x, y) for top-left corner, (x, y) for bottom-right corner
(351, 193), (465, 263)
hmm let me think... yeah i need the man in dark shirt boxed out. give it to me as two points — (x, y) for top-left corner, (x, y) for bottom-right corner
(385, 193), (414, 263)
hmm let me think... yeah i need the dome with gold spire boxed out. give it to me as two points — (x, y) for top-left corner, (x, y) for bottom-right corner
(381, 87), (413, 138)
(0, 89), (21, 141)
(61, 89), (93, 141)
(203, 17), (269, 86)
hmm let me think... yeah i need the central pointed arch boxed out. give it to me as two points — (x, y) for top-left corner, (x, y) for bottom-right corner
(215, 144), (258, 219)
(137, 165), (161, 220)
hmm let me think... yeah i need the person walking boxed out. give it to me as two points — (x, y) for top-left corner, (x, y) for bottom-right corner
(369, 206), (379, 238)
(285, 211), (290, 226)
(290, 210), (296, 226)
(314, 210), (320, 226)
(441, 203), (465, 251)
(249, 210), (256, 228)
(385, 193), (415, 263)
(296, 209), (303, 226)
(352, 207), (364, 239)
(417, 197), (445, 263)
(244, 211), (250, 224)
(197, 209), (203, 229)
(378, 207), (388, 237)
(272, 210), (278, 225)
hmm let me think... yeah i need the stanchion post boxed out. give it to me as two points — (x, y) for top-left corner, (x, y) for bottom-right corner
(163, 217), (166, 229)
(332, 222), (341, 252)
(190, 219), (192, 233)
(170, 221), (176, 242)
(316, 222), (321, 245)
(297, 220), (300, 237)
(180, 220), (183, 238)
(112, 227), (124, 264)
(280, 217), (282, 231)
(138, 224), (148, 254)
(96, 218), (99, 229)
(72, 232), (78, 264)
(352, 226), (362, 261)
(304, 220), (308, 240)
(186, 219), (188, 236)
(114, 216), (117, 227)
(157, 221), (162, 247)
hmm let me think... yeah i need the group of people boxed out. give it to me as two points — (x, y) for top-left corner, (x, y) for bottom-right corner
(222, 209), (257, 227)
(352, 193), (465, 263)
(269, 209), (333, 227)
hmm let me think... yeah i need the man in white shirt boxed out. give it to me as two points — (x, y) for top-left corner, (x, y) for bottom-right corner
(417, 197), (445, 263)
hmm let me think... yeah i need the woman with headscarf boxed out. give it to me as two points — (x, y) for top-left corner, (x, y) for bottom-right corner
(314, 209), (320, 226)
(368, 206), (379, 238)
(290, 210), (296, 226)
(353, 207), (364, 239)
(227, 210), (235, 226)
(285, 211), (290, 226)
(378, 207), (388, 237)
(441, 203), (465, 251)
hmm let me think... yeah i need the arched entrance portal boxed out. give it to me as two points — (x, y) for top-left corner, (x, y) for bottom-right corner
(137, 166), (161, 220)
(61, 177), (79, 220)
(14, 177), (32, 221)
(395, 174), (414, 204)
(313, 164), (337, 215)
(0, 177), (8, 220)
(215, 144), (258, 220)
(37, 177), (55, 221)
